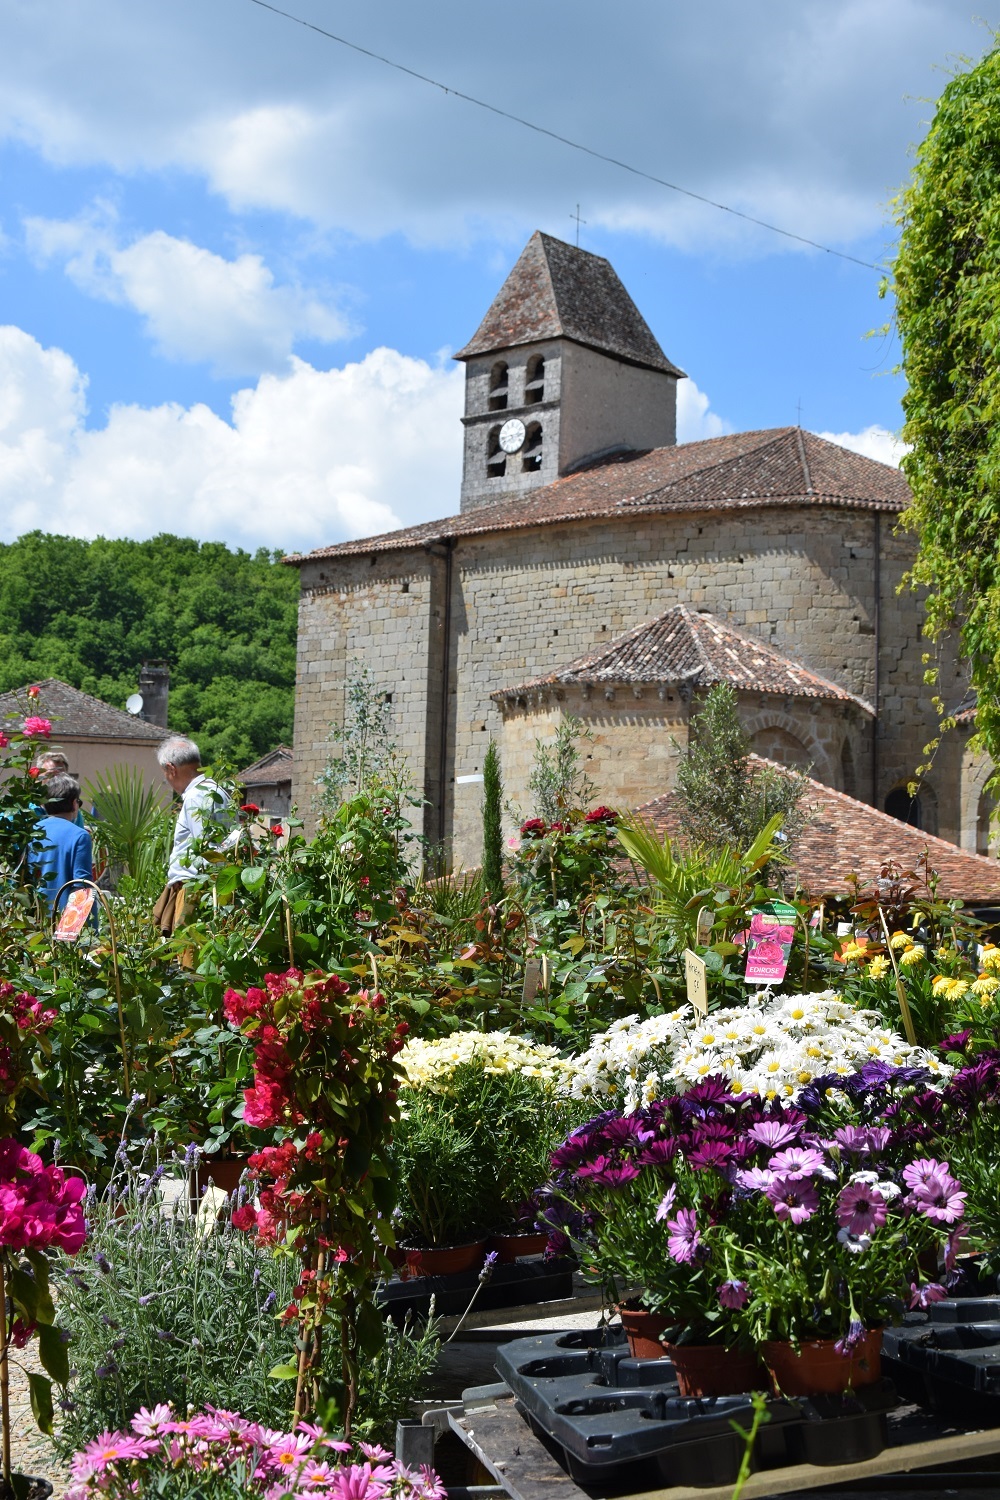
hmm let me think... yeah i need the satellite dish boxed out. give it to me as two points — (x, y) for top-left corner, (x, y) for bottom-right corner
(126, 693), (144, 716)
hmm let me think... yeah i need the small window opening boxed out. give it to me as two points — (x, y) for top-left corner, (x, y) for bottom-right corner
(488, 362), (509, 412)
(525, 354), (545, 405)
(885, 787), (922, 828)
(384, 693), (393, 704)
(521, 421), (543, 473)
(401, 581), (409, 594)
(486, 426), (506, 478)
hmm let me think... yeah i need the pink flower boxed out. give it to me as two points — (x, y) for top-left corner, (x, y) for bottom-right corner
(22, 716), (52, 738)
(910, 1281), (948, 1309)
(26, 685), (40, 698)
(0, 732), (8, 749)
(903, 1159), (967, 1223)
(747, 1119), (802, 1150)
(718, 1279), (749, 1309)
(130, 1404), (174, 1436)
(654, 1185), (677, 1222)
(836, 1181), (888, 1236)
(76, 1430), (156, 1472)
(736, 1166), (775, 1191)
(268, 1432), (313, 1467)
(666, 1208), (701, 1263)
(766, 1173), (819, 1224)
(767, 1146), (828, 1179)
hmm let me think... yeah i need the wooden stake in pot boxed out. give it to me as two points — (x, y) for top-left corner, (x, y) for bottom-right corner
(878, 906), (917, 1046)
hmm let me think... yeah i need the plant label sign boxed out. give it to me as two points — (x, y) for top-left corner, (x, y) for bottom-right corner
(695, 906), (714, 945)
(54, 887), (95, 941)
(522, 957), (542, 1004)
(683, 948), (709, 1017)
(744, 901), (797, 985)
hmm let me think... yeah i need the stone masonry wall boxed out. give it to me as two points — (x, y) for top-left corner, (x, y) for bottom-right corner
(292, 503), (940, 870)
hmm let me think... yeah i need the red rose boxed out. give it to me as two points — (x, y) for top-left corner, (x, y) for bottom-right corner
(26, 686), (40, 699)
(239, 802), (260, 815)
(27, 767), (40, 779)
(519, 818), (546, 837)
(22, 717), (52, 739)
(585, 805), (617, 824)
(270, 824), (285, 838)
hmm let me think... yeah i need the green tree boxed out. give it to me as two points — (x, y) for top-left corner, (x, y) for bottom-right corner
(528, 715), (595, 822)
(890, 41), (1000, 776)
(675, 683), (808, 851)
(0, 531), (298, 767)
(482, 738), (504, 901)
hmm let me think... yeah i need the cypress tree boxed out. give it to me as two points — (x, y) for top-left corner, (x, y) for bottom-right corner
(482, 738), (504, 901)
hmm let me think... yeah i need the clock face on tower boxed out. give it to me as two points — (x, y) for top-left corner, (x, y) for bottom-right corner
(498, 417), (526, 454)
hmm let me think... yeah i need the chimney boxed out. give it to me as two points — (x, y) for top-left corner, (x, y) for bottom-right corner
(138, 661), (170, 729)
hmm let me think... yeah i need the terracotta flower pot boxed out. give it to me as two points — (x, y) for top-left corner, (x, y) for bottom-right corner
(188, 1153), (251, 1212)
(619, 1304), (672, 1360)
(488, 1230), (550, 1263)
(662, 1342), (767, 1397)
(764, 1329), (882, 1396)
(402, 1238), (488, 1278)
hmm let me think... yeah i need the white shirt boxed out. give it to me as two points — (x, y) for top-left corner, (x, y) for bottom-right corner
(167, 774), (233, 884)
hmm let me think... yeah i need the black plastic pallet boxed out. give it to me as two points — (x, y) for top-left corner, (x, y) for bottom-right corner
(494, 1328), (896, 1490)
(377, 1256), (575, 1324)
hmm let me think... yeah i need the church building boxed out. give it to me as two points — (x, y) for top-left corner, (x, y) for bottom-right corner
(287, 232), (992, 869)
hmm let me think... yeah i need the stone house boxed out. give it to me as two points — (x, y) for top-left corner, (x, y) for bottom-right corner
(288, 231), (991, 870)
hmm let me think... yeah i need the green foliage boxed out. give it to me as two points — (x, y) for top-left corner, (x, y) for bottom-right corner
(85, 762), (172, 899)
(0, 532), (297, 766)
(482, 739), (504, 902)
(315, 661), (401, 814)
(527, 715), (595, 822)
(675, 684), (808, 852)
(890, 42), (1000, 772)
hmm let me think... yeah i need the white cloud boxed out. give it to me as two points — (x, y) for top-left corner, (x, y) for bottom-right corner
(676, 376), (731, 444)
(0, 326), (464, 551)
(0, 1), (988, 252)
(817, 423), (908, 467)
(25, 213), (352, 374)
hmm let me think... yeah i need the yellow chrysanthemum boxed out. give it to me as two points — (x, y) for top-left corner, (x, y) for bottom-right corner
(839, 941), (867, 963)
(889, 931), (910, 951)
(931, 974), (952, 997)
(867, 955), (891, 980)
(982, 946), (1000, 974)
(972, 975), (1000, 998)
(900, 945), (926, 967)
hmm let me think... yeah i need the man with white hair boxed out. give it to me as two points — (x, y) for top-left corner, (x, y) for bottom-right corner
(153, 735), (231, 937)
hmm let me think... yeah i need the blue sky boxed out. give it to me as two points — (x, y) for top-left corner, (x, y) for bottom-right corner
(0, 1), (994, 553)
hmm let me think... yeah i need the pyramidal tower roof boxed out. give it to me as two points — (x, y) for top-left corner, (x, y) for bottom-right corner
(455, 230), (684, 376)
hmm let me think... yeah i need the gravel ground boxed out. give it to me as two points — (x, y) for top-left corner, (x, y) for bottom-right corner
(7, 1346), (70, 1498)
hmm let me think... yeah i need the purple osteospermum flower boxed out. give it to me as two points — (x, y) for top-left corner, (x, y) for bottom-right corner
(635, 1138), (679, 1168)
(748, 1118), (802, 1150)
(910, 1281), (947, 1309)
(910, 1173), (967, 1225)
(834, 1319), (867, 1356)
(939, 1030), (972, 1054)
(836, 1181), (888, 1236)
(766, 1173), (820, 1225)
(834, 1125), (892, 1156)
(666, 1208), (701, 1263)
(654, 1185), (677, 1223)
(717, 1279), (749, 1310)
(687, 1139), (735, 1172)
(768, 1146), (828, 1180)
(736, 1166), (775, 1192)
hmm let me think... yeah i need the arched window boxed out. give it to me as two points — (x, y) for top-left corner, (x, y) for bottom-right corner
(749, 727), (811, 771)
(525, 354), (545, 405)
(977, 786), (997, 856)
(521, 421), (543, 473)
(488, 362), (509, 412)
(885, 785), (928, 829)
(840, 739), (856, 798)
(486, 425), (506, 478)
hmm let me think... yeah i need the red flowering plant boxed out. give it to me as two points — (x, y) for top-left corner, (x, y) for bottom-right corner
(222, 968), (407, 1434)
(0, 689), (55, 921)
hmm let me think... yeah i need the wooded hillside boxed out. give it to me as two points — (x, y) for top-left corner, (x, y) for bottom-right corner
(0, 533), (299, 767)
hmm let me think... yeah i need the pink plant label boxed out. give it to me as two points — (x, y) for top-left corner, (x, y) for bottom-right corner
(55, 887), (95, 941)
(745, 902), (797, 984)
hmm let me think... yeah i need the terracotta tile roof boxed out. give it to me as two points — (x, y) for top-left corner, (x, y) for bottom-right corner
(634, 761), (1000, 904)
(288, 426), (910, 564)
(0, 678), (170, 742)
(494, 604), (872, 711)
(454, 231), (684, 376)
(238, 745), (293, 787)
(952, 691), (977, 727)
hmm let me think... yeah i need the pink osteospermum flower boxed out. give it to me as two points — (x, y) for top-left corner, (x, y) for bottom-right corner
(747, 1119), (802, 1150)
(718, 1279), (750, 1309)
(666, 1207), (701, 1263)
(269, 1432), (314, 1467)
(77, 1430), (156, 1471)
(327, 1461), (388, 1499)
(357, 1442), (392, 1462)
(766, 1173), (820, 1225)
(902, 1159), (950, 1192)
(912, 1177), (967, 1225)
(654, 1184), (677, 1222)
(910, 1281), (948, 1309)
(836, 1180), (888, 1236)
(768, 1146), (828, 1180)
(130, 1403), (174, 1436)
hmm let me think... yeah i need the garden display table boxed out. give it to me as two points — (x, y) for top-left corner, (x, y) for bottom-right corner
(436, 1387), (1000, 1500)
(378, 1257), (582, 1326)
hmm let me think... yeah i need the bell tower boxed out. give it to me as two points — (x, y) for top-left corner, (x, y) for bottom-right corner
(455, 231), (685, 512)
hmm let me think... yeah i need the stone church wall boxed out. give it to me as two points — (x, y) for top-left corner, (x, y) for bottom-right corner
(292, 502), (943, 871)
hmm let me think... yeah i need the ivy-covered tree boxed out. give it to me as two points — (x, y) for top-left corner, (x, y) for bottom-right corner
(890, 41), (1000, 772)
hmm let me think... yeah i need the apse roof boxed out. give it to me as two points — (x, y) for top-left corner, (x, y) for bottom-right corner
(494, 604), (871, 711)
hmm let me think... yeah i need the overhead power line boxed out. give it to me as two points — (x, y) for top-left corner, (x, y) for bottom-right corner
(245, 0), (885, 273)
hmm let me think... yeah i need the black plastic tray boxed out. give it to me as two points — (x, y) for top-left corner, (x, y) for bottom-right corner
(494, 1329), (895, 1488)
(378, 1256), (575, 1323)
(882, 1310), (1000, 1400)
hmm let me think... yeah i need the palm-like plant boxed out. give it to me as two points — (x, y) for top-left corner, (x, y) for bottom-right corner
(616, 812), (786, 951)
(85, 763), (172, 896)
